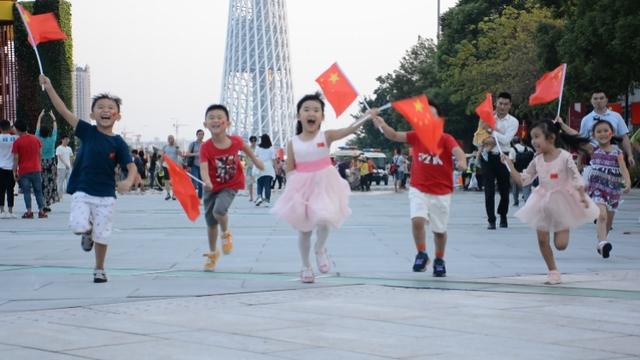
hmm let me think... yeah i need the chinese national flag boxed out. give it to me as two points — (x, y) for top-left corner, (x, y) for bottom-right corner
(475, 92), (496, 130)
(17, 5), (67, 46)
(529, 64), (566, 105)
(163, 155), (200, 222)
(315, 62), (358, 117)
(392, 94), (444, 154)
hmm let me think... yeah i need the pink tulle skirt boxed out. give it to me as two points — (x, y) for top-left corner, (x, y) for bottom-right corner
(271, 167), (351, 232)
(515, 186), (599, 232)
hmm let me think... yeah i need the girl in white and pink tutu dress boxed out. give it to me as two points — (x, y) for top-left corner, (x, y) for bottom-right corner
(501, 119), (599, 285)
(271, 93), (371, 283)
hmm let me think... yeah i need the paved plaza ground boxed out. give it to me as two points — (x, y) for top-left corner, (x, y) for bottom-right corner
(1, 186), (639, 359)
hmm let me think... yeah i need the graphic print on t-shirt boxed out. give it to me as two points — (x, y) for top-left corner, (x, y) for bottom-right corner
(215, 154), (238, 183)
(417, 152), (443, 166)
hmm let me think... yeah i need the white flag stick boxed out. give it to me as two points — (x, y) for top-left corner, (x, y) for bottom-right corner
(185, 170), (206, 185)
(556, 63), (567, 118)
(492, 132), (512, 172)
(351, 102), (391, 128)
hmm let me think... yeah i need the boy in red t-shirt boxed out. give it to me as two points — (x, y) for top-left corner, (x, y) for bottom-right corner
(372, 102), (467, 277)
(199, 104), (264, 271)
(11, 121), (47, 219)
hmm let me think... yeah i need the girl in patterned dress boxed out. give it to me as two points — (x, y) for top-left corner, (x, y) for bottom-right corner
(501, 120), (599, 284)
(271, 93), (371, 283)
(586, 120), (631, 259)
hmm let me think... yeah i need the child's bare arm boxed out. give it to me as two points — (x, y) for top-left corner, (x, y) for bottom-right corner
(39, 75), (79, 129)
(500, 153), (523, 186)
(284, 140), (295, 173)
(116, 163), (138, 194)
(36, 110), (44, 131)
(325, 109), (376, 146)
(200, 163), (213, 191)
(242, 142), (264, 171)
(452, 147), (467, 172)
(372, 115), (407, 143)
(618, 152), (632, 193)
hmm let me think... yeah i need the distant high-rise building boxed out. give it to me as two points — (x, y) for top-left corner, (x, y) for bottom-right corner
(221, 0), (295, 148)
(73, 65), (91, 121)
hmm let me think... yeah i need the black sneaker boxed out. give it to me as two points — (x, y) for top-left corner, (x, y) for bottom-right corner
(487, 221), (496, 230)
(597, 242), (613, 259)
(81, 231), (94, 252)
(164, 194), (171, 200)
(93, 269), (108, 283)
(499, 216), (508, 228)
(433, 258), (446, 277)
(412, 251), (429, 272)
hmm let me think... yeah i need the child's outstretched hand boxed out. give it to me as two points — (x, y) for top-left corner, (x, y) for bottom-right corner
(623, 182), (631, 194)
(576, 185), (589, 208)
(499, 153), (511, 165)
(116, 179), (133, 194)
(204, 181), (214, 192)
(39, 74), (52, 90)
(372, 115), (386, 128)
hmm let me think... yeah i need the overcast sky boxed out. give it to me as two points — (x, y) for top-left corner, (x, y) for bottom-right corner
(67, 0), (458, 146)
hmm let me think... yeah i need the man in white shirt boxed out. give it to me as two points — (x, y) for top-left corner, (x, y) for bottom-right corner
(55, 135), (73, 198)
(0, 120), (17, 218)
(558, 90), (634, 167)
(480, 92), (519, 229)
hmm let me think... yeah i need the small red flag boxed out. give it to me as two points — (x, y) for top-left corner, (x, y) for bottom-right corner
(17, 5), (67, 46)
(529, 64), (566, 105)
(163, 155), (200, 222)
(315, 62), (358, 117)
(392, 94), (444, 154)
(475, 92), (496, 130)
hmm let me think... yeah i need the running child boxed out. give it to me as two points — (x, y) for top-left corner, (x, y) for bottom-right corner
(501, 119), (599, 285)
(585, 119), (631, 259)
(199, 104), (264, 271)
(40, 74), (137, 283)
(271, 93), (370, 283)
(372, 102), (467, 277)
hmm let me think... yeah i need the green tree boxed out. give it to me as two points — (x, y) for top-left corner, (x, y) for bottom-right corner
(443, 4), (564, 119)
(559, 0), (640, 103)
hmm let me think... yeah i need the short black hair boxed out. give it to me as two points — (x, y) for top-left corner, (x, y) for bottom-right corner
(205, 104), (229, 119)
(259, 133), (272, 148)
(196, 129), (205, 135)
(39, 125), (52, 138)
(295, 92), (325, 134)
(0, 119), (10, 131)
(497, 92), (512, 101)
(249, 135), (257, 142)
(428, 98), (441, 117)
(14, 120), (27, 132)
(91, 93), (122, 112)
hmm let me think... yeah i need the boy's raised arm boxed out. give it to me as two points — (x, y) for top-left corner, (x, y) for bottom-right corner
(39, 75), (79, 129)
(242, 142), (264, 171)
(372, 115), (407, 143)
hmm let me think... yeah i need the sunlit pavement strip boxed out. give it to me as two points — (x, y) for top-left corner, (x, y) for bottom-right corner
(4, 265), (640, 301)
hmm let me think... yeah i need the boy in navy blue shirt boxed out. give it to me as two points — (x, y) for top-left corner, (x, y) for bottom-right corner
(40, 74), (137, 283)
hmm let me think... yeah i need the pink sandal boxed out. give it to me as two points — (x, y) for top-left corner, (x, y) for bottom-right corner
(545, 270), (561, 285)
(301, 267), (315, 283)
(315, 249), (331, 273)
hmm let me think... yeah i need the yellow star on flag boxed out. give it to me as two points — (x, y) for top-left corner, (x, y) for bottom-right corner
(413, 100), (424, 112)
(328, 72), (340, 85)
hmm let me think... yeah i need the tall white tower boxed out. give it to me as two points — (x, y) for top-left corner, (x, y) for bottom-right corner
(221, 0), (295, 148)
(73, 65), (91, 121)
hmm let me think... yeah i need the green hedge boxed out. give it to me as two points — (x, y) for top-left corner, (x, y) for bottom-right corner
(13, 0), (73, 142)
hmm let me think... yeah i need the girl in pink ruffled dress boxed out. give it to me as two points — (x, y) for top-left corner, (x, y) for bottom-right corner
(271, 93), (371, 283)
(501, 120), (599, 285)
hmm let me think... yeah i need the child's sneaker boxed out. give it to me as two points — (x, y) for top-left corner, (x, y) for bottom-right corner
(203, 250), (221, 271)
(255, 197), (263, 206)
(221, 231), (233, 254)
(81, 231), (94, 252)
(21, 211), (34, 219)
(93, 269), (108, 283)
(433, 258), (446, 277)
(545, 270), (561, 285)
(597, 241), (612, 259)
(301, 267), (315, 283)
(315, 248), (331, 273)
(38, 210), (48, 218)
(412, 251), (430, 272)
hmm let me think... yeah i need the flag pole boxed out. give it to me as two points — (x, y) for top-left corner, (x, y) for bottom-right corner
(185, 169), (206, 185)
(352, 102), (391, 128)
(15, 4), (44, 75)
(492, 132), (512, 172)
(556, 63), (567, 118)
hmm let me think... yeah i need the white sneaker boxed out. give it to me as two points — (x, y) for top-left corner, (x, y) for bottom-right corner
(0, 212), (6, 219)
(255, 198), (263, 206)
(5, 212), (16, 219)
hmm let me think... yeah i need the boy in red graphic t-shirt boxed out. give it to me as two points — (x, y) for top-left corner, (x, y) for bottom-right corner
(11, 120), (46, 219)
(199, 104), (264, 271)
(372, 101), (467, 277)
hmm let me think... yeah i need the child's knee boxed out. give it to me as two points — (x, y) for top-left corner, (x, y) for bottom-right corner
(597, 209), (607, 222)
(212, 210), (227, 220)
